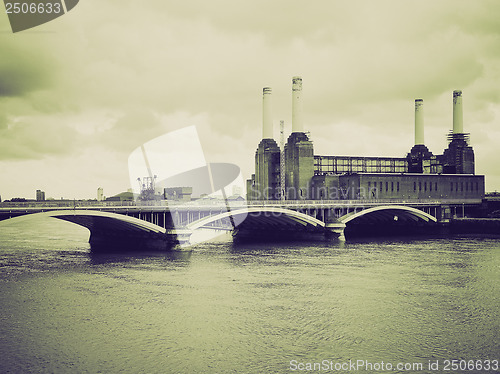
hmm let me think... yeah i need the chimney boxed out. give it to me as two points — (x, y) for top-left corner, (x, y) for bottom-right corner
(262, 87), (273, 139)
(453, 90), (463, 134)
(414, 99), (424, 145)
(292, 76), (304, 133)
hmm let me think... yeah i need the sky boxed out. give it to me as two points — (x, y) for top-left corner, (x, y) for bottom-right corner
(1, 0), (500, 200)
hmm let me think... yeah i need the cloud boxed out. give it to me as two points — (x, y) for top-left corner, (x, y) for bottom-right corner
(94, 109), (167, 154)
(0, 115), (81, 160)
(1, 0), (500, 198)
(0, 36), (55, 97)
(0, 113), (7, 129)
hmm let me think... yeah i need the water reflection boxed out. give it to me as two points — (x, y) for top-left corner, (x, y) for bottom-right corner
(229, 239), (346, 254)
(88, 249), (192, 265)
(0, 218), (499, 373)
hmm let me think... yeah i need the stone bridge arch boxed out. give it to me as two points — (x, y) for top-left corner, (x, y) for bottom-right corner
(187, 206), (325, 230)
(338, 205), (437, 224)
(187, 206), (327, 241)
(34, 210), (175, 251)
(337, 205), (437, 238)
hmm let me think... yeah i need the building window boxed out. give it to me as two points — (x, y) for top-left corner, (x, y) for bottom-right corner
(456, 182), (458, 192)
(450, 182), (453, 191)
(386, 182), (388, 192)
(391, 182), (394, 192)
(476, 182), (479, 191)
(461, 182), (463, 192)
(430, 182), (432, 192)
(368, 181), (371, 188)
(424, 182), (427, 192)
(380, 182), (382, 193)
(414, 182), (417, 192)
(397, 182), (400, 192)
(419, 182), (422, 191)
(435, 182), (438, 191)
(466, 182), (468, 192)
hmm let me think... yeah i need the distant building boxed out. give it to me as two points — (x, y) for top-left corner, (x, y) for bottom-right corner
(164, 187), (193, 202)
(248, 78), (484, 201)
(105, 191), (135, 202)
(36, 190), (45, 201)
(97, 187), (104, 202)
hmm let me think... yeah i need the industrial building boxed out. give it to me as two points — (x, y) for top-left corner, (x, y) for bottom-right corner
(247, 77), (485, 201)
(164, 187), (193, 202)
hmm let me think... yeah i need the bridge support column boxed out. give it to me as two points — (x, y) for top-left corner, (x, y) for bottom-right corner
(325, 222), (346, 241)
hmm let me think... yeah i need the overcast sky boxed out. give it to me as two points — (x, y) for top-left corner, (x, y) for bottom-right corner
(1, 0), (499, 200)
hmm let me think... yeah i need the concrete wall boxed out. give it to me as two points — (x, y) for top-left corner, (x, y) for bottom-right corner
(254, 139), (280, 200)
(442, 139), (475, 174)
(308, 173), (485, 201)
(285, 132), (314, 199)
(310, 175), (340, 200)
(339, 174), (485, 200)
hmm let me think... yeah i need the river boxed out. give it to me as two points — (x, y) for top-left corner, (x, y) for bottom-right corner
(0, 214), (498, 373)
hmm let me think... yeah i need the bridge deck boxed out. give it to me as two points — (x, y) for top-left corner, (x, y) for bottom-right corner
(0, 198), (483, 212)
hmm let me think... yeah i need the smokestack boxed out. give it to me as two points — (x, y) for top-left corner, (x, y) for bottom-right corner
(453, 90), (463, 134)
(262, 87), (273, 139)
(414, 99), (424, 145)
(292, 76), (304, 133)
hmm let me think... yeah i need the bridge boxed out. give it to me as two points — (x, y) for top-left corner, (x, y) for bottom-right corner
(0, 198), (482, 251)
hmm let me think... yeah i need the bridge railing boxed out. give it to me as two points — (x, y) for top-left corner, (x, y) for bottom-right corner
(0, 198), (238, 209)
(0, 200), (139, 208)
(0, 198), (482, 211)
(245, 198), (482, 206)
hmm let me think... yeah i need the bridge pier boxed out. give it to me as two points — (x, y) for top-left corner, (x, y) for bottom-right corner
(325, 222), (346, 241)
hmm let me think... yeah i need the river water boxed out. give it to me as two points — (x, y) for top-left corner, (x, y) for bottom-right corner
(0, 215), (498, 373)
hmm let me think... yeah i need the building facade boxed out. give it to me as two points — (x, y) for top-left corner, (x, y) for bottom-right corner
(36, 189), (45, 201)
(248, 78), (485, 201)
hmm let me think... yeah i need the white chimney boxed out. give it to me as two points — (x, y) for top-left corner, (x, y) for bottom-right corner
(292, 76), (304, 133)
(453, 90), (463, 134)
(262, 87), (273, 139)
(415, 99), (424, 145)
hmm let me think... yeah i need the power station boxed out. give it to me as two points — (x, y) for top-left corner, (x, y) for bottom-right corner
(247, 77), (485, 201)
